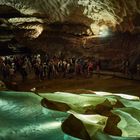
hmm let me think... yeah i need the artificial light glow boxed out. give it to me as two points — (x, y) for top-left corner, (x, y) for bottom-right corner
(38, 122), (62, 130)
(114, 94), (140, 100)
(31, 25), (44, 38)
(30, 87), (36, 92)
(22, 25), (44, 38)
(99, 25), (109, 37)
(99, 30), (109, 37)
(90, 24), (109, 37)
(94, 91), (113, 96)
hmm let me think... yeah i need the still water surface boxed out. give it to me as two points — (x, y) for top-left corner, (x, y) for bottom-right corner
(0, 91), (79, 140)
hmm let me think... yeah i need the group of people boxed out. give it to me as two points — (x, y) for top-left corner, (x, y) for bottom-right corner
(0, 54), (101, 82)
(121, 59), (140, 79)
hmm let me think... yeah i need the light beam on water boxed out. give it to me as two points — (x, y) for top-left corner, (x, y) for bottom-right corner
(0, 91), (79, 140)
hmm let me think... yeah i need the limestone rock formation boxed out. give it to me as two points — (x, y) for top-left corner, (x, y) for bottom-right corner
(0, 0), (140, 71)
(0, 0), (140, 36)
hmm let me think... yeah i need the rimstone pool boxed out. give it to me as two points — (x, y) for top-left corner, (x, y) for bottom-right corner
(1, 91), (140, 140)
(0, 91), (79, 140)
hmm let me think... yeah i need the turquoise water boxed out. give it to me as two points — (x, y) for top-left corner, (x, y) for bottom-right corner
(0, 91), (79, 140)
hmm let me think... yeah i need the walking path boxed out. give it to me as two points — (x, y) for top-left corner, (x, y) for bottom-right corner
(93, 71), (140, 80)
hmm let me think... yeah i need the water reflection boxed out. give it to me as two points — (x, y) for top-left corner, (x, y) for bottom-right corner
(0, 91), (79, 140)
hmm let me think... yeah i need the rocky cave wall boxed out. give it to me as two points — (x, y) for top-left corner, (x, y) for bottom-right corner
(0, 0), (140, 31)
(21, 31), (140, 71)
(0, 0), (140, 71)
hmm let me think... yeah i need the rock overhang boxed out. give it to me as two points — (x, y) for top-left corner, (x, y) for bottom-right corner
(0, 0), (140, 39)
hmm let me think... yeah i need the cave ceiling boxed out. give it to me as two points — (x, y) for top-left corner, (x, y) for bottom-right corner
(0, 0), (140, 39)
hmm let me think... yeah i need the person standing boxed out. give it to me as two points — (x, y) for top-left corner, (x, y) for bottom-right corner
(96, 59), (101, 78)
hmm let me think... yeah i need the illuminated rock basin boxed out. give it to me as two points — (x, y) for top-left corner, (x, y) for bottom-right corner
(0, 91), (79, 140)
(1, 91), (140, 140)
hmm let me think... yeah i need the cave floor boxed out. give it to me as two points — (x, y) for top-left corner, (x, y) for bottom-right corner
(1, 75), (140, 140)
(17, 74), (140, 97)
